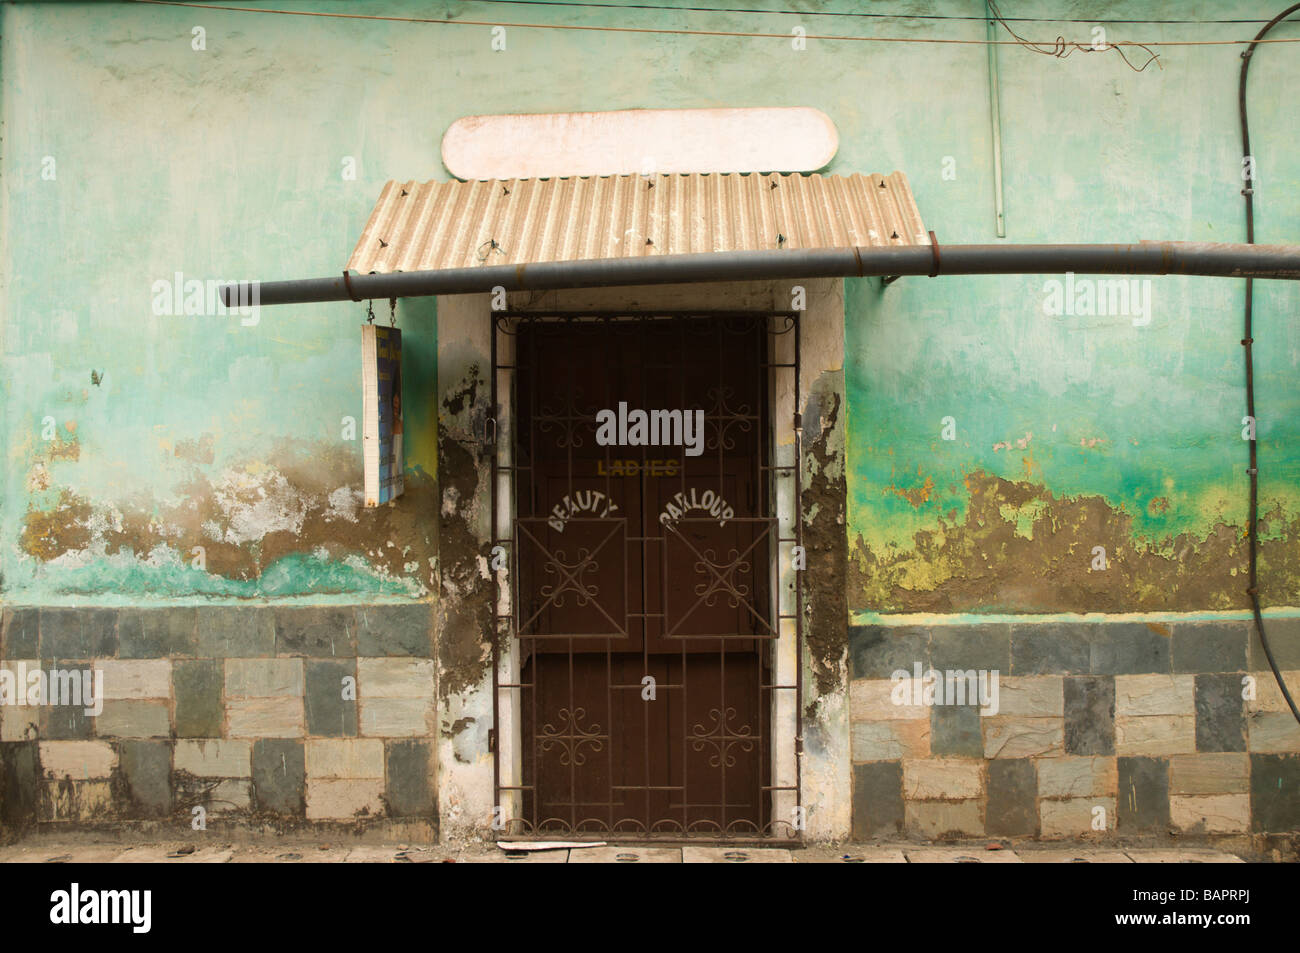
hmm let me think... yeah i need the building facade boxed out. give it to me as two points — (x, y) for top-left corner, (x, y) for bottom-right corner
(1, 0), (1298, 848)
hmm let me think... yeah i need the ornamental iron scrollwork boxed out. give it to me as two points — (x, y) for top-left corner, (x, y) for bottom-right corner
(538, 706), (607, 767)
(514, 518), (627, 638)
(689, 706), (758, 769)
(662, 517), (777, 638)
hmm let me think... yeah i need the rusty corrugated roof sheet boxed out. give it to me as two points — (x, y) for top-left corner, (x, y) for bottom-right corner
(345, 172), (928, 274)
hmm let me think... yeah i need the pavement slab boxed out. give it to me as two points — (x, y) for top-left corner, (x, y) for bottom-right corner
(7, 846), (127, 863)
(1131, 849), (1245, 863)
(681, 846), (792, 863)
(796, 847), (908, 863)
(0, 838), (1250, 863)
(1019, 850), (1136, 863)
(471, 847), (571, 863)
(111, 846), (233, 863)
(568, 846), (682, 863)
(905, 848), (1023, 863)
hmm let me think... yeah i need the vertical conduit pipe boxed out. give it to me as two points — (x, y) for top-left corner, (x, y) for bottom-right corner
(1238, 2), (1300, 725)
(985, 0), (1007, 238)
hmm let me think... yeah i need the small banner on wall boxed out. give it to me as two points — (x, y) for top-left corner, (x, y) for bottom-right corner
(362, 324), (404, 506)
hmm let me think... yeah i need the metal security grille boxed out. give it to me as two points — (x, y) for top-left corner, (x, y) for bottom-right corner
(491, 312), (802, 842)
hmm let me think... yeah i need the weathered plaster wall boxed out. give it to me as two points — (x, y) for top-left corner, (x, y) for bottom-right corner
(431, 293), (495, 844)
(841, 5), (1300, 615)
(6, 1), (1296, 609)
(0, 3), (443, 602)
(3, 0), (1300, 842)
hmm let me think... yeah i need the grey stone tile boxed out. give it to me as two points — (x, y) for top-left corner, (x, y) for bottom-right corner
(1194, 673), (1246, 753)
(1117, 756), (1170, 832)
(95, 700), (171, 738)
(851, 761), (903, 839)
(929, 624), (1011, 673)
(118, 609), (198, 658)
(1064, 676), (1115, 756)
(930, 704), (983, 757)
(0, 741), (40, 829)
(355, 605), (432, 657)
(1, 608), (39, 658)
(2, 706), (39, 741)
(848, 626), (928, 680)
(385, 739), (433, 817)
(987, 759), (1038, 837)
(1090, 623), (1171, 675)
(39, 609), (117, 660)
(1172, 622), (1248, 674)
(1248, 617), (1300, 671)
(117, 740), (173, 817)
(196, 607), (276, 658)
(1010, 623), (1090, 675)
(305, 659), (358, 737)
(40, 703), (94, 741)
(38, 661), (95, 740)
(174, 660), (223, 738)
(252, 739), (305, 815)
(274, 608), (357, 658)
(1250, 753), (1300, 832)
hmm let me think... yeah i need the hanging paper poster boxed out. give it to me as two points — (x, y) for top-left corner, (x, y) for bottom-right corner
(362, 323), (404, 506)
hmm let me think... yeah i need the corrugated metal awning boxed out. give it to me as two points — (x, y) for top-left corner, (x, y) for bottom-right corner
(346, 172), (928, 275)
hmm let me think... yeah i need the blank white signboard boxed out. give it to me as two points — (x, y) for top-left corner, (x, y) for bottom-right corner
(441, 107), (839, 179)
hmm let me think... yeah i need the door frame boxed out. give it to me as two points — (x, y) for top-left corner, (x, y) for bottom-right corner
(489, 309), (804, 843)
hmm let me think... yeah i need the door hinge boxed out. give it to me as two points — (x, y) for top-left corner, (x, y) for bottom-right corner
(488, 728), (497, 753)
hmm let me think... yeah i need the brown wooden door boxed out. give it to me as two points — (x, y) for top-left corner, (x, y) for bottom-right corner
(513, 315), (773, 838)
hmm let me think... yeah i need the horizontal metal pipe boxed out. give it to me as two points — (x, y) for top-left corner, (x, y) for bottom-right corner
(220, 242), (1300, 308)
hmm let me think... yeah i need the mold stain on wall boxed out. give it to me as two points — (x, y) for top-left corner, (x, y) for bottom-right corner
(433, 360), (493, 702)
(15, 440), (438, 599)
(849, 468), (1300, 613)
(801, 375), (849, 698)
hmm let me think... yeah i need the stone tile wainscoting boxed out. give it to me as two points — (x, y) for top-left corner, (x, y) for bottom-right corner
(849, 619), (1300, 840)
(0, 606), (437, 839)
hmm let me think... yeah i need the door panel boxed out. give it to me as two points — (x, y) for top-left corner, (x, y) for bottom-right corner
(499, 313), (792, 839)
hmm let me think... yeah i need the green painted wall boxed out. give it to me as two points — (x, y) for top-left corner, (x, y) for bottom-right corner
(1, 0), (1297, 611)
(840, 3), (1300, 614)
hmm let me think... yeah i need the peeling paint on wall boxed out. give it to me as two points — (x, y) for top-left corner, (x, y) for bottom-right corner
(849, 469), (1300, 613)
(433, 436), (492, 700)
(13, 442), (437, 599)
(801, 374), (848, 698)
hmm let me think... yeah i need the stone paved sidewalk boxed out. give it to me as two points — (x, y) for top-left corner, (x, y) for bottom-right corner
(0, 840), (1248, 863)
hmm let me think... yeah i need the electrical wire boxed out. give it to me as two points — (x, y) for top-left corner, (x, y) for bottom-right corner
(126, 0), (1300, 48)
(1239, 2), (1300, 726)
(987, 0), (1160, 72)
(468, 0), (1287, 26)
